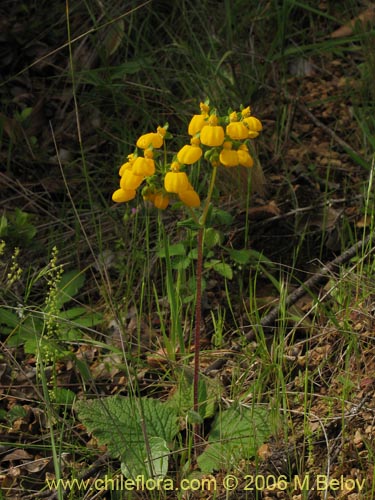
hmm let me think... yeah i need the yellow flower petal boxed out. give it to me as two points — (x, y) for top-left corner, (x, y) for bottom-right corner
(136, 132), (163, 149)
(164, 171), (189, 193)
(112, 188), (136, 203)
(188, 114), (208, 136)
(226, 121), (249, 140)
(241, 106), (251, 118)
(120, 170), (144, 190)
(178, 189), (200, 207)
(219, 145), (239, 167)
(237, 149), (254, 167)
(199, 102), (210, 114)
(200, 124), (224, 147)
(119, 161), (132, 176)
(153, 193), (169, 209)
(132, 156), (155, 176)
(177, 144), (203, 165)
(156, 126), (167, 138)
(243, 116), (263, 138)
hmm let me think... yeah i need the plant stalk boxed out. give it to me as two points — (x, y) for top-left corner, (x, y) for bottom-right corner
(193, 225), (204, 453)
(192, 166), (217, 455)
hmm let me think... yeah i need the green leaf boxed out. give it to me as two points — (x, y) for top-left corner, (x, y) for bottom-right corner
(157, 242), (186, 258)
(227, 248), (274, 267)
(168, 371), (220, 420)
(204, 228), (223, 249)
(20, 107), (33, 121)
(211, 208), (233, 226)
(54, 270), (85, 308)
(7, 405), (28, 424)
(5, 316), (44, 347)
(188, 248), (198, 260)
(177, 218), (201, 230)
(205, 260), (233, 279)
(0, 308), (19, 329)
(121, 436), (169, 479)
(197, 405), (271, 473)
(52, 387), (76, 405)
(0, 215), (8, 237)
(171, 256), (192, 271)
(77, 396), (180, 478)
(59, 307), (103, 328)
(227, 248), (252, 265)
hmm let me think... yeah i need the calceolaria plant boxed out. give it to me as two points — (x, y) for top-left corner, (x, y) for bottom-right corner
(112, 101), (263, 451)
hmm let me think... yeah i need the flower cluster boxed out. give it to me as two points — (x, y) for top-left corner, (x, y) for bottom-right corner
(112, 102), (262, 209)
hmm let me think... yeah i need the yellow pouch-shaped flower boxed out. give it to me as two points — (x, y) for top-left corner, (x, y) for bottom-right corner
(177, 139), (203, 165)
(243, 116), (263, 138)
(188, 114), (208, 136)
(226, 121), (249, 140)
(200, 114), (224, 147)
(153, 192), (169, 209)
(112, 188), (136, 203)
(136, 132), (163, 149)
(219, 141), (239, 167)
(132, 156), (155, 176)
(164, 171), (189, 193)
(237, 144), (254, 167)
(120, 170), (144, 190)
(178, 189), (200, 207)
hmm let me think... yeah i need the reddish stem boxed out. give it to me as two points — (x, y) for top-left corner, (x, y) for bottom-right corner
(193, 226), (204, 453)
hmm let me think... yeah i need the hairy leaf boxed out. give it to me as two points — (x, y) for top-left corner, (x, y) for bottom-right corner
(197, 405), (271, 473)
(77, 397), (180, 478)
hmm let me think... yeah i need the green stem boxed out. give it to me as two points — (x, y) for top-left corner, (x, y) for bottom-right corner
(201, 166), (218, 225)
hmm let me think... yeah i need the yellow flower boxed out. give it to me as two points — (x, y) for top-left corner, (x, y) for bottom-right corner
(153, 192), (169, 209)
(226, 121), (249, 140)
(229, 111), (238, 122)
(188, 114), (208, 136)
(143, 148), (154, 159)
(241, 106), (251, 118)
(243, 116), (263, 138)
(237, 144), (254, 168)
(178, 188), (200, 207)
(118, 161), (131, 176)
(188, 104), (209, 136)
(136, 127), (166, 149)
(112, 188), (136, 203)
(118, 154), (135, 176)
(219, 141), (239, 167)
(200, 102), (210, 114)
(177, 137), (203, 164)
(200, 115), (224, 147)
(120, 170), (144, 190)
(164, 171), (189, 193)
(156, 126), (167, 138)
(132, 156), (155, 176)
